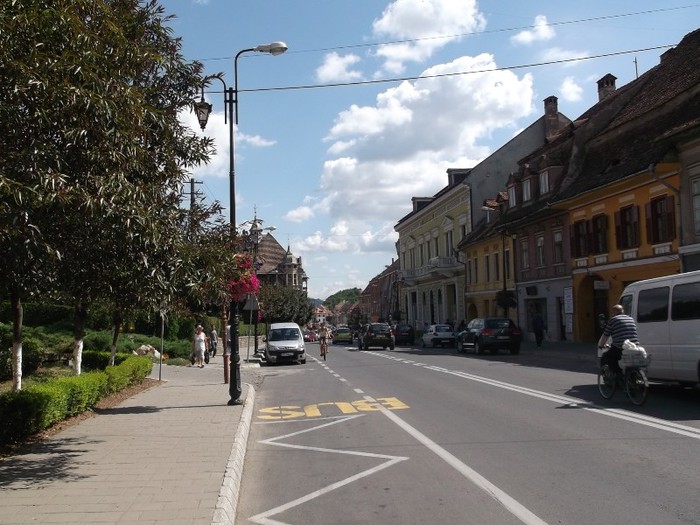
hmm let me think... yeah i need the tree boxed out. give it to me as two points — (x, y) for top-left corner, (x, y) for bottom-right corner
(259, 284), (313, 326)
(0, 0), (215, 382)
(324, 288), (362, 310)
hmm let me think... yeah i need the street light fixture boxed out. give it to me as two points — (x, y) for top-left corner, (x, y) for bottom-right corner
(196, 41), (287, 406)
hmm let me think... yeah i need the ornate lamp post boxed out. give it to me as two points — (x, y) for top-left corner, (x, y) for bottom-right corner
(194, 41), (287, 405)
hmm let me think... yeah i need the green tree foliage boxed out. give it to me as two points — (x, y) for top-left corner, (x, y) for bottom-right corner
(0, 0), (217, 384)
(324, 288), (362, 310)
(259, 285), (313, 326)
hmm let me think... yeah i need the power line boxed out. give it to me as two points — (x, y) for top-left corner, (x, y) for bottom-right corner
(197, 5), (699, 63)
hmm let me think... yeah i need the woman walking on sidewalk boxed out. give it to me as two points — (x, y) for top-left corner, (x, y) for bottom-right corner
(193, 325), (207, 368)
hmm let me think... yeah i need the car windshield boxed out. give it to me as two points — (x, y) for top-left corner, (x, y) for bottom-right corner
(336, 328), (350, 334)
(270, 329), (299, 341)
(485, 319), (510, 329)
(435, 325), (451, 332)
(371, 325), (390, 334)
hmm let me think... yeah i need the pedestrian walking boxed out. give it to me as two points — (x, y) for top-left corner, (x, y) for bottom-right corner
(210, 326), (218, 357)
(193, 324), (207, 368)
(532, 313), (545, 347)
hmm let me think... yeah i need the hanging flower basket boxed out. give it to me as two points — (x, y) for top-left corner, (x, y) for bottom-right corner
(227, 254), (260, 302)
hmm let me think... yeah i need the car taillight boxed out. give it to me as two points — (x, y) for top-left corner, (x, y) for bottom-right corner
(512, 327), (521, 336)
(482, 329), (496, 336)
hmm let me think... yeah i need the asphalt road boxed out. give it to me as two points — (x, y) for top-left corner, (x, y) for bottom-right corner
(238, 342), (700, 525)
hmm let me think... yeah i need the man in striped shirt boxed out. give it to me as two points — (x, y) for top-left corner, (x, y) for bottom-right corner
(598, 304), (639, 374)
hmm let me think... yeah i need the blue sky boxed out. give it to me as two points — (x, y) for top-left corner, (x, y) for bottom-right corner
(163, 0), (700, 300)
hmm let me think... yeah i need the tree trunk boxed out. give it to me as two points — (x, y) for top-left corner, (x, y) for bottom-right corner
(110, 310), (123, 366)
(72, 302), (88, 375)
(11, 291), (23, 392)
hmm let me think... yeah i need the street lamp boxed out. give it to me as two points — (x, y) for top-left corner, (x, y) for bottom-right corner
(195, 41), (287, 406)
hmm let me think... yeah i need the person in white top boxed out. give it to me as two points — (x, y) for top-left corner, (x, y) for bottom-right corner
(193, 325), (208, 368)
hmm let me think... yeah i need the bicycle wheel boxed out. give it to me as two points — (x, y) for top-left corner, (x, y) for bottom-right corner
(597, 365), (617, 399)
(625, 369), (648, 406)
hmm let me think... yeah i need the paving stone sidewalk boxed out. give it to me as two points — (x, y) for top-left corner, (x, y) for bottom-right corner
(0, 355), (258, 525)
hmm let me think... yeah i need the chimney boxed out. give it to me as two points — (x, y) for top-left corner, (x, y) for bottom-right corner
(543, 96), (559, 141)
(597, 73), (617, 101)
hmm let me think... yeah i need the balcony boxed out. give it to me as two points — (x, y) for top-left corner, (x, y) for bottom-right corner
(401, 256), (461, 285)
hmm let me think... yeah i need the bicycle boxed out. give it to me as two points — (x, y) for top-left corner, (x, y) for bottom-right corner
(320, 338), (328, 361)
(597, 345), (651, 406)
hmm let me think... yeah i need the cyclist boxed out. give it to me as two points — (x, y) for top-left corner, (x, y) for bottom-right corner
(597, 304), (639, 375)
(318, 322), (330, 356)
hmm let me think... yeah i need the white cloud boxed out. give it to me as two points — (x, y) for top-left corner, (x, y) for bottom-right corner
(316, 52), (364, 83)
(371, 0), (486, 74)
(511, 15), (555, 45)
(560, 76), (583, 102)
(284, 206), (315, 222)
(539, 47), (590, 67)
(306, 53), (534, 225)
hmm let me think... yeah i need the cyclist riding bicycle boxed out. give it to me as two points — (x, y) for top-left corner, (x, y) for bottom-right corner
(597, 304), (639, 375)
(318, 323), (330, 356)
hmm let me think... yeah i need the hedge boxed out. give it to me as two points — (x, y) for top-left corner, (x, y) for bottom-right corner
(0, 355), (152, 445)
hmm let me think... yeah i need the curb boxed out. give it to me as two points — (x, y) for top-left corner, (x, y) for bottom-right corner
(212, 382), (256, 525)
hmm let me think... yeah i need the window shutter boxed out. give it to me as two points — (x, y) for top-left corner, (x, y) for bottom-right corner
(631, 205), (640, 247)
(585, 219), (593, 255)
(614, 211), (622, 249)
(666, 195), (676, 240)
(645, 202), (653, 244)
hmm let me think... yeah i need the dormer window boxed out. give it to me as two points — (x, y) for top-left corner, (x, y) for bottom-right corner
(539, 170), (549, 194)
(522, 179), (531, 202)
(508, 186), (517, 207)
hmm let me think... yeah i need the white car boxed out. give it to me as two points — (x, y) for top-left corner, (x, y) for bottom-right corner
(421, 324), (455, 348)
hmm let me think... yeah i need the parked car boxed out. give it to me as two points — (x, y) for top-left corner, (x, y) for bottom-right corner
(393, 324), (415, 345)
(458, 317), (521, 355)
(265, 322), (307, 364)
(333, 326), (353, 345)
(303, 330), (317, 342)
(358, 323), (395, 350)
(421, 324), (455, 348)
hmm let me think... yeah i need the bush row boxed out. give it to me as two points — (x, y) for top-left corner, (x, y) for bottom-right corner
(0, 355), (153, 445)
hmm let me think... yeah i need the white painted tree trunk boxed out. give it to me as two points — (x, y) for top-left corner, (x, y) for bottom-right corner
(72, 339), (83, 375)
(12, 341), (22, 391)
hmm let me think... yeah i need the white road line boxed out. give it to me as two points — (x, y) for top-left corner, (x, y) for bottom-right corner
(362, 351), (700, 440)
(364, 395), (549, 525)
(354, 388), (364, 394)
(249, 415), (409, 525)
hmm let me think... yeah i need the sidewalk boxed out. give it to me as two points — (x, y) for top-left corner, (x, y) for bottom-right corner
(0, 354), (260, 525)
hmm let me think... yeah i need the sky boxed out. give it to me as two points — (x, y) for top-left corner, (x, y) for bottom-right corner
(162, 0), (700, 300)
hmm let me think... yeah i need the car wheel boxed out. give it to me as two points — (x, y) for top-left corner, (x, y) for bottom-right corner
(390, 345), (395, 350)
(421, 338), (426, 348)
(474, 340), (483, 355)
(301, 358), (307, 364)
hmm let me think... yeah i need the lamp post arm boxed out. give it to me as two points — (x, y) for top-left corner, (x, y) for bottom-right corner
(233, 48), (255, 125)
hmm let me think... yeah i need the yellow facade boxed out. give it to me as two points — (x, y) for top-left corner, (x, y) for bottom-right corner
(560, 163), (681, 341)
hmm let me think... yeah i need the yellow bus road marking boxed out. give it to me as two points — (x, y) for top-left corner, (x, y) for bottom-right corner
(257, 397), (409, 420)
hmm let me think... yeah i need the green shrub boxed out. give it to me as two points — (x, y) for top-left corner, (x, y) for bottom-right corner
(54, 373), (107, 416)
(23, 382), (70, 431)
(105, 356), (152, 393)
(83, 331), (112, 352)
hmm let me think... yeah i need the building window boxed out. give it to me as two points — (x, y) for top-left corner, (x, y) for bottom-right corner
(646, 195), (676, 244)
(553, 230), (563, 263)
(445, 230), (453, 256)
(409, 248), (415, 269)
(521, 239), (530, 269)
(539, 171), (549, 194)
(591, 214), (608, 254)
(473, 258), (478, 284)
(508, 186), (517, 207)
(536, 235), (545, 267)
(615, 205), (640, 249)
(572, 219), (589, 258)
(693, 178), (700, 236)
(523, 179), (531, 201)
(484, 254), (490, 282)
(493, 252), (500, 281)
(434, 237), (439, 257)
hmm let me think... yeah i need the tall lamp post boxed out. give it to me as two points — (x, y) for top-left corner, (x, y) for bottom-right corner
(194, 41), (287, 405)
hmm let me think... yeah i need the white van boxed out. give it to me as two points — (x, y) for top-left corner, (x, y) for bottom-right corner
(265, 322), (306, 365)
(618, 270), (700, 386)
